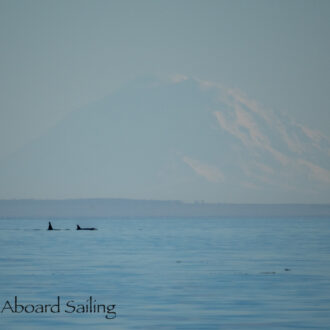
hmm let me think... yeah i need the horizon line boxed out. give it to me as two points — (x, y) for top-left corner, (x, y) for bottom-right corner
(0, 198), (329, 206)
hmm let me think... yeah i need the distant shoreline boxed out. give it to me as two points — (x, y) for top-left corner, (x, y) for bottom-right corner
(0, 199), (329, 218)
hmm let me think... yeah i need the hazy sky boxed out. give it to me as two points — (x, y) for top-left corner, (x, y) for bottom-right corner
(0, 0), (329, 202)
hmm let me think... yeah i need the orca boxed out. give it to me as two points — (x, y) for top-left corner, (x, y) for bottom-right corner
(47, 221), (61, 230)
(77, 225), (97, 231)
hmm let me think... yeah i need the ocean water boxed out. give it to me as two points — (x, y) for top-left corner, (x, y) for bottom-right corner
(0, 217), (330, 329)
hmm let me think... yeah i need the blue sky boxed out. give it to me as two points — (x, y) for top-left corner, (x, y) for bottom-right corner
(0, 0), (329, 202)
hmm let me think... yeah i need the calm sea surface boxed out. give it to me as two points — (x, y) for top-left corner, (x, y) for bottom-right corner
(0, 217), (330, 329)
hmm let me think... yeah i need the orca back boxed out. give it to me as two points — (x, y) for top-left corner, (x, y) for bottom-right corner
(77, 224), (96, 230)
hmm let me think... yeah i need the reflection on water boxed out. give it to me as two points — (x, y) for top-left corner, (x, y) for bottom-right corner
(1, 217), (330, 329)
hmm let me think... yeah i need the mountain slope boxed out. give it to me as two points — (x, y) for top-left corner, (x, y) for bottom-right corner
(1, 76), (329, 203)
